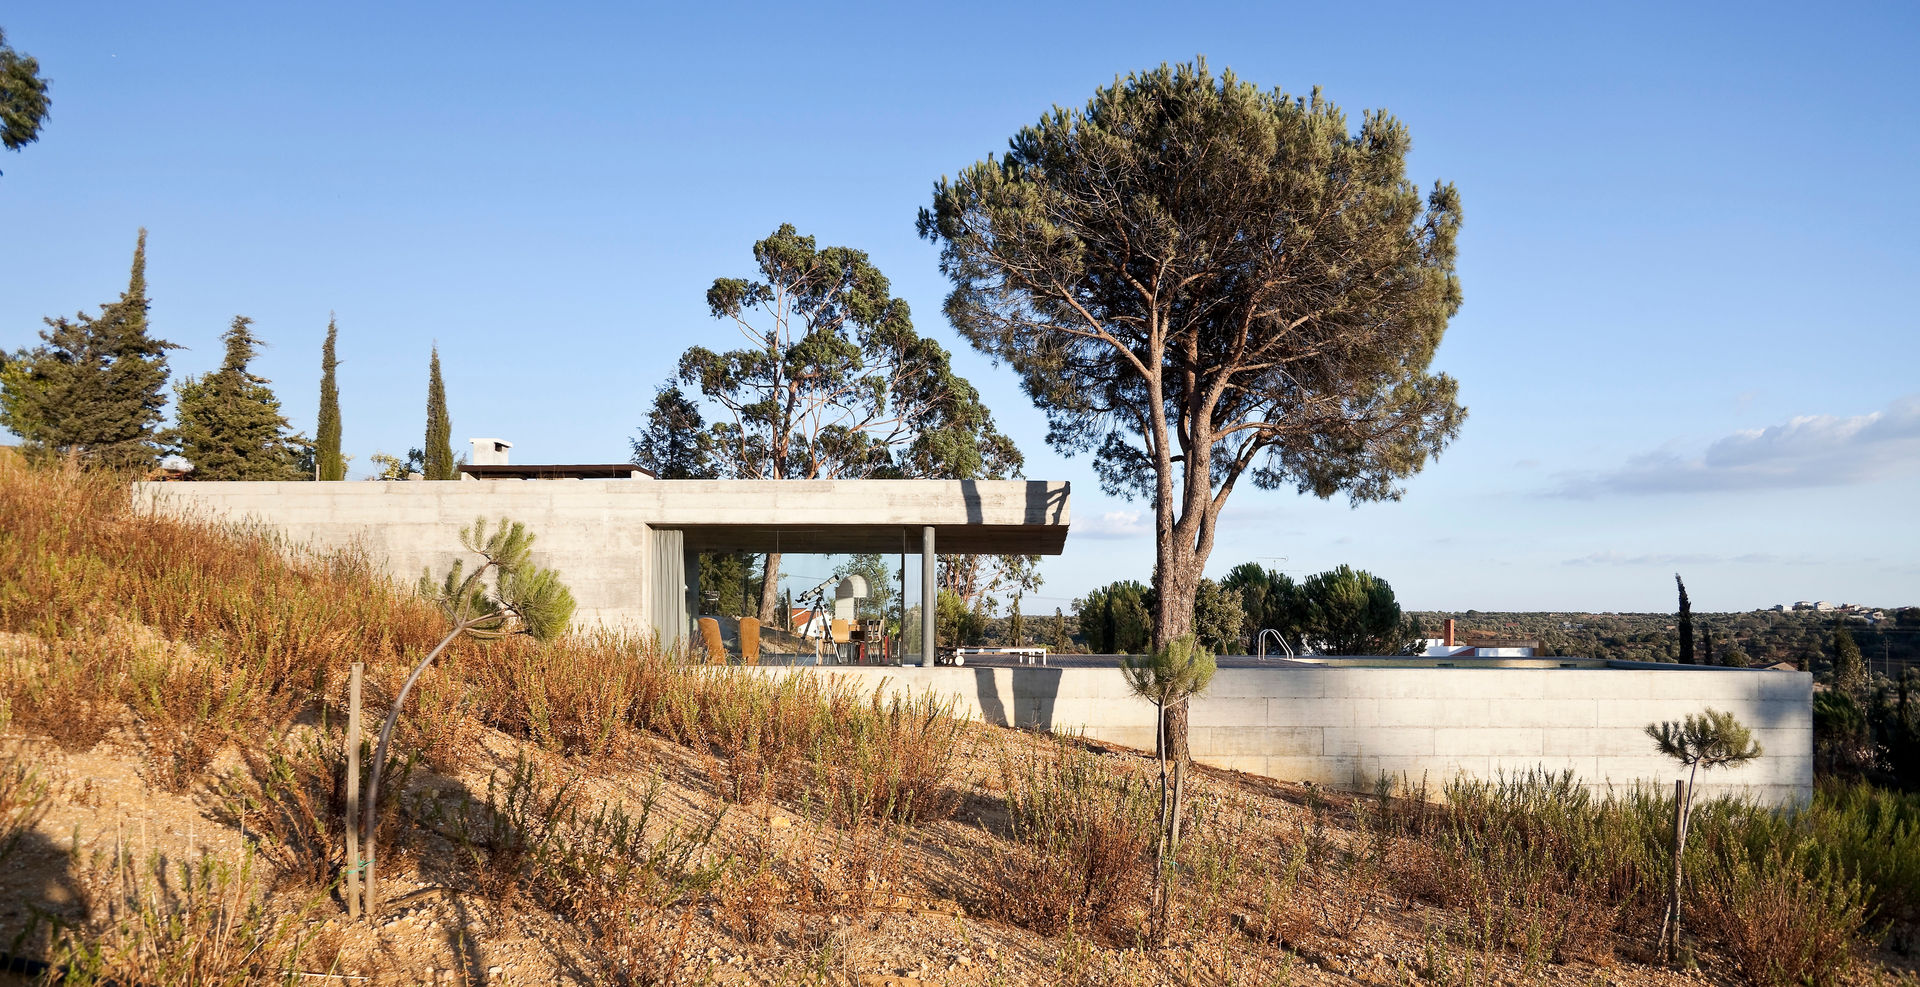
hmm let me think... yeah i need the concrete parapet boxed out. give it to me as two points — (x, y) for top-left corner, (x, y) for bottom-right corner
(757, 663), (1812, 806)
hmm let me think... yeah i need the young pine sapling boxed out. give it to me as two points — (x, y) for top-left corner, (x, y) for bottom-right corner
(1121, 633), (1217, 939)
(359, 517), (575, 917)
(1645, 707), (1762, 962)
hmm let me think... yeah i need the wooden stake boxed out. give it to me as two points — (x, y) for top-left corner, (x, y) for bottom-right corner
(345, 662), (362, 921)
(1661, 778), (1686, 962)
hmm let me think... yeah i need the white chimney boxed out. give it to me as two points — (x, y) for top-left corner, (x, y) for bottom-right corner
(469, 438), (512, 466)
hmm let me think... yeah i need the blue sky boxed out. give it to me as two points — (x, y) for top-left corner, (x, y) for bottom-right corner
(3, 1), (1916, 614)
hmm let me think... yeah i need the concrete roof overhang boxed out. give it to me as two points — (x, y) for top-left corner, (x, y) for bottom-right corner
(655, 479), (1071, 555)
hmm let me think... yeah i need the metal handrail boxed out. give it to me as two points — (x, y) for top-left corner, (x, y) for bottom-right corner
(1256, 628), (1294, 661)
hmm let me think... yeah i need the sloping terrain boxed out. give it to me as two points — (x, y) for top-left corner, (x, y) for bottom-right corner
(1, 455), (1916, 987)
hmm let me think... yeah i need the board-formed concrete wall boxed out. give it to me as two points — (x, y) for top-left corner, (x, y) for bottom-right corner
(132, 478), (1069, 635)
(763, 664), (1813, 805)
(136, 481), (660, 630)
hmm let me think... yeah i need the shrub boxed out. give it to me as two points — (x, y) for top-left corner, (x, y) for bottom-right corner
(981, 739), (1156, 942)
(1, 634), (129, 751)
(1694, 843), (1868, 987)
(212, 724), (416, 895)
(54, 848), (319, 987)
(421, 754), (732, 984)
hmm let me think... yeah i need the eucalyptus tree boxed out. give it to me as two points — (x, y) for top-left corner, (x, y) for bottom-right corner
(922, 60), (1465, 765)
(644, 224), (1020, 625)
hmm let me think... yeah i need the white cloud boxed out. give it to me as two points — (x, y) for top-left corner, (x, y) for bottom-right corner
(1552, 394), (1920, 496)
(1075, 509), (1149, 540)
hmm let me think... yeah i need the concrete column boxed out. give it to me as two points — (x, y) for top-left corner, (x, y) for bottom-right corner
(921, 525), (936, 667)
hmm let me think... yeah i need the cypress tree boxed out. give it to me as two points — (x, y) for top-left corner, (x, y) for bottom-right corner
(175, 316), (307, 480)
(0, 229), (176, 469)
(423, 346), (454, 480)
(316, 316), (344, 480)
(1050, 607), (1072, 654)
(1675, 574), (1695, 665)
(1834, 624), (1867, 695)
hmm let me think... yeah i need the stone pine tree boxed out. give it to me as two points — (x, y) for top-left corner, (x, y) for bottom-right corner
(1301, 565), (1413, 655)
(175, 317), (310, 480)
(1833, 624), (1867, 695)
(1675, 574), (1695, 665)
(423, 346), (456, 480)
(645, 224), (1021, 626)
(316, 316), (344, 480)
(0, 27), (51, 174)
(0, 229), (176, 468)
(921, 60), (1465, 778)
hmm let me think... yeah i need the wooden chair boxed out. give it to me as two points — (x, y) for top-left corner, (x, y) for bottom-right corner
(738, 616), (761, 665)
(698, 617), (725, 663)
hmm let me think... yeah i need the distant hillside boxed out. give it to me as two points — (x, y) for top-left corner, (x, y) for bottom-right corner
(1411, 609), (1920, 673)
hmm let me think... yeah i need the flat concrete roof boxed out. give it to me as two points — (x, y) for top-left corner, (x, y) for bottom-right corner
(137, 477), (1072, 556)
(657, 479), (1071, 554)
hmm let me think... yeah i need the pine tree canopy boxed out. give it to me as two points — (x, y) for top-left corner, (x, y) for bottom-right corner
(174, 316), (309, 481)
(316, 316), (344, 480)
(919, 59), (1465, 649)
(0, 229), (175, 469)
(0, 27), (50, 169)
(423, 346), (455, 480)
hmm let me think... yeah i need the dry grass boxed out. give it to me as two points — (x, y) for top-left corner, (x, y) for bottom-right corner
(3, 453), (1914, 987)
(53, 847), (320, 987)
(0, 750), (50, 869)
(981, 737), (1157, 943)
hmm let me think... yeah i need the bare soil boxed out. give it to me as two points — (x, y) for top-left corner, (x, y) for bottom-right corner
(3, 720), (1916, 987)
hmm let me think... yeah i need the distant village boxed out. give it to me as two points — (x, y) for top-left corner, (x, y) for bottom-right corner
(1770, 601), (1891, 622)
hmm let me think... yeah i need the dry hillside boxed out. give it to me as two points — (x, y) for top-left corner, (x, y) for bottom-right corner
(2, 455), (1917, 987)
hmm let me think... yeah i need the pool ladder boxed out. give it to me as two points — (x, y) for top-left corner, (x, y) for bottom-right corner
(1256, 629), (1295, 661)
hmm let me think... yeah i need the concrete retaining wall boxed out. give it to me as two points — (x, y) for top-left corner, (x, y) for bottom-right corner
(132, 479), (1070, 634)
(764, 664), (1813, 805)
(135, 481), (661, 630)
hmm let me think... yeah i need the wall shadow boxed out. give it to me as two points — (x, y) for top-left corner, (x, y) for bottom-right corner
(0, 828), (84, 976)
(969, 666), (1064, 733)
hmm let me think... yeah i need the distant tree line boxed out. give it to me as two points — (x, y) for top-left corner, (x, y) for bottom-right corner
(1409, 607), (1920, 671)
(1063, 562), (1420, 656)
